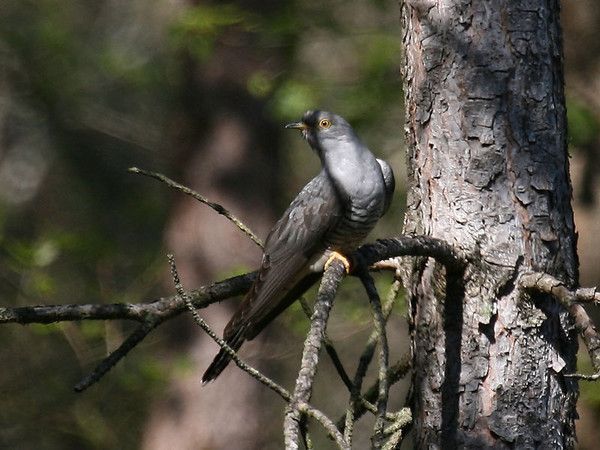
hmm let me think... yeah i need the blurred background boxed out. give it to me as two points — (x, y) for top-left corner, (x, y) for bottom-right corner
(0, 1), (598, 448)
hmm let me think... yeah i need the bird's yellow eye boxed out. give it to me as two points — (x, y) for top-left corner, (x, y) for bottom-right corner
(319, 119), (332, 129)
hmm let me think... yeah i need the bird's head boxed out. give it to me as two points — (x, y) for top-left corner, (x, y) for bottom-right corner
(285, 110), (356, 154)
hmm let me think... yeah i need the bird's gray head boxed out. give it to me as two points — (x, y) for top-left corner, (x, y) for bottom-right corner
(285, 110), (357, 154)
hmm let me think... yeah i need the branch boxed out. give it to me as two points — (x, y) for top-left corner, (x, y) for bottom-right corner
(305, 290), (404, 432)
(1, 235), (460, 395)
(296, 401), (347, 448)
(519, 271), (600, 379)
(0, 272), (256, 326)
(128, 167), (264, 248)
(74, 320), (158, 391)
(284, 259), (349, 450)
(298, 297), (355, 391)
(1, 237), (459, 327)
(69, 273), (255, 391)
(299, 275), (404, 447)
(568, 304), (600, 380)
(337, 355), (412, 431)
(519, 271), (600, 306)
(381, 408), (413, 450)
(343, 274), (403, 441)
(357, 268), (390, 447)
(357, 236), (466, 272)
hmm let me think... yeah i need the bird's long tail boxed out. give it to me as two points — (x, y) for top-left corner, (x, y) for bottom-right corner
(201, 326), (245, 384)
(201, 272), (321, 384)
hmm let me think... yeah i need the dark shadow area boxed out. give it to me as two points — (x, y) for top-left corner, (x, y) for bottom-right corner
(441, 265), (466, 449)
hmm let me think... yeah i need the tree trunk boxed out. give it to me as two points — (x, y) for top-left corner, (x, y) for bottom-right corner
(401, 0), (579, 448)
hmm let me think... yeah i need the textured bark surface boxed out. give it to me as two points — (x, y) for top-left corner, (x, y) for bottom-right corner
(401, 0), (579, 448)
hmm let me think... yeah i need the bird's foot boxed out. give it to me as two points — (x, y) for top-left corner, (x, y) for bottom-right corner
(324, 251), (351, 274)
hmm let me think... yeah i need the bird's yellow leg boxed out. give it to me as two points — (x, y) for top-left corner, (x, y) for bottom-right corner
(324, 251), (351, 274)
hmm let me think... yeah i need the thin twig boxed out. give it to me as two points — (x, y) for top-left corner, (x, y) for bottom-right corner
(128, 167), (264, 248)
(68, 273), (254, 392)
(357, 269), (389, 446)
(564, 371), (600, 381)
(340, 357), (412, 448)
(358, 355), (411, 421)
(301, 296), (400, 428)
(299, 297), (355, 391)
(74, 319), (159, 392)
(343, 275), (402, 440)
(301, 295), (391, 433)
(284, 259), (348, 450)
(168, 254), (289, 399)
(300, 421), (312, 450)
(337, 355), (411, 431)
(297, 401), (347, 448)
(569, 304), (600, 372)
(299, 276), (410, 443)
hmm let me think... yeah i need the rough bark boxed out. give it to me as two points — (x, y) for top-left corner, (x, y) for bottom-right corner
(401, 0), (579, 448)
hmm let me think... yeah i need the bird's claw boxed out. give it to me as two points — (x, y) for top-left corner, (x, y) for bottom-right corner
(324, 251), (351, 274)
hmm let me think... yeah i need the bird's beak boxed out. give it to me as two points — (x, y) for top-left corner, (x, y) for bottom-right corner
(285, 121), (308, 130)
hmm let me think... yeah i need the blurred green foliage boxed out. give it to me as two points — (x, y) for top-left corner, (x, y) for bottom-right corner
(568, 98), (600, 148)
(171, 4), (255, 61)
(0, 0), (402, 448)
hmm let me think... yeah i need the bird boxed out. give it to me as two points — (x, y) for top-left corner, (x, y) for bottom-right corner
(201, 110), (395, 383)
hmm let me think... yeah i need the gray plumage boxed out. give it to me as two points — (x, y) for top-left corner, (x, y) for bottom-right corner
(202, 110), (395, 383)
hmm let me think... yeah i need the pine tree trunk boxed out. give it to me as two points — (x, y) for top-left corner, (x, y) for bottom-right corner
(401, 0), (579, 447)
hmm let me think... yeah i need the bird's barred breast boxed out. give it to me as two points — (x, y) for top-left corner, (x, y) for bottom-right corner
(326, 194), (384, 252)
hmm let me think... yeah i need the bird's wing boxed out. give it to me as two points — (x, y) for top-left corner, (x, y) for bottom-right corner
(376, 158), (395, 215)
(225, 170), (342, 340)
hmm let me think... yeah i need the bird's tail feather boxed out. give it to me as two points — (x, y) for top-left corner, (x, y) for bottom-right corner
(202, 272), (321, 383)
(201, 326), (245, 384)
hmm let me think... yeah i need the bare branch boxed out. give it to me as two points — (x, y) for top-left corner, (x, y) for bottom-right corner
(382, 408), (412, 450)
(128, 167), (264, 248)
(303, 294), (404, 435)
(299, 297), (355, 391)
(343, 275), (402, 441)
(338, 355), (412, 431)
(167, 254), (290, 400)
(1, 237), (456, 327)
(519, 271), (600, 379)
(519, 271), (600, 306)
(0, 272), (256, 325)
(357, 268), (390, 446)
(3, 272), (254, 392)
(301, 294), (395, 433)
(284, 259), (348, 450)
(169, 255), (347, 445)
(569, 304), (600, 373)
(297, 271), (406, 447)
(296, 401), (348, 448)
(0, 235), (456, 400)
(563, 370), (600, 381)
(358, 236), (466, 272)
(75, 319), (159, 391)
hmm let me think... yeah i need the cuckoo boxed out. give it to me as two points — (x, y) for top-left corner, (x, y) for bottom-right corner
(202, 110), (395, 383)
